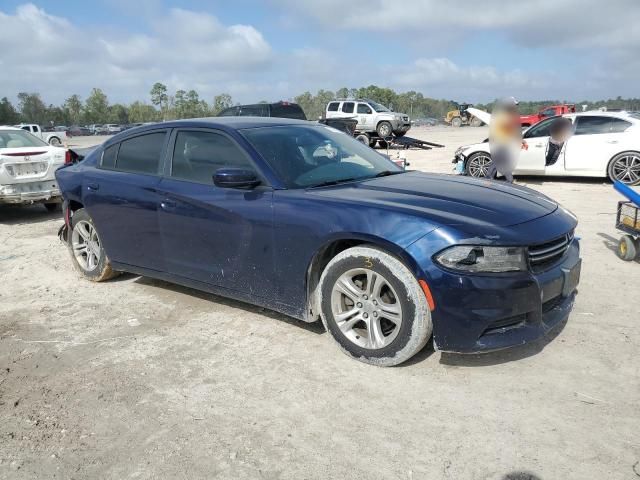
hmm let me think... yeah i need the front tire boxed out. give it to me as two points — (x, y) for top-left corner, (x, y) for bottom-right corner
(69, 208), (118, 281)
(451, 117), (463, 128)
(607, 151), (640, 185)
(376, 121), (392, 138)
(319, 246), (432, 366)
(465, 152), (492, 178)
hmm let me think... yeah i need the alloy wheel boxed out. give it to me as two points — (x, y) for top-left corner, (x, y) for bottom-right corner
(71, 220), (102, 272)
(330, 268), (403, 349)
(468, 154), (492, 178)
(612, 154), (640, 184)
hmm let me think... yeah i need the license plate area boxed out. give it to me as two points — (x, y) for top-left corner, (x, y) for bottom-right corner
(562, 259), (581, 297)
(5, 162), (48, 178)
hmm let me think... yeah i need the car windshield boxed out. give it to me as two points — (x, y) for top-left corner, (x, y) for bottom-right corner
(242, 124), (403, 188)
(367, 100), (391, 113)
(0, 129), (48, 148)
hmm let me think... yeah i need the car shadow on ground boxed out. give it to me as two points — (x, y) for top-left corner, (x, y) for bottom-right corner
(514, 175), (609, 187)
(126, 275), (326, 335)
(437, 315), (569, 367)
(0, 204), (62, 225)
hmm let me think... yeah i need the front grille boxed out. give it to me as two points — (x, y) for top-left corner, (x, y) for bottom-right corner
(528, 232), (573, 272)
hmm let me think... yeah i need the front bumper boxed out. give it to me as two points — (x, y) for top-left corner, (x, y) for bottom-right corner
(0, 180), (62, 204)
(393, 122), (412, 134)
(427, 240), (581, 353)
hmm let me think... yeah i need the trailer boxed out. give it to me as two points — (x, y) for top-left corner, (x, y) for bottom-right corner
(354, 132), (444, 151)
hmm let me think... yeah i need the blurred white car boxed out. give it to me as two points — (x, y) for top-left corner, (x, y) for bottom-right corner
(0, 126), (69, 210)
(105, 124), (123, 134)
(454, 111), (640, 185)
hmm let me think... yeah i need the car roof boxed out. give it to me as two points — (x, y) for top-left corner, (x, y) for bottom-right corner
(102, 116), (316, 147)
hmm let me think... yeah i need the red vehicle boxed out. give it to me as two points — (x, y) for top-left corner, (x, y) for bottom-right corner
(520, 104), (576, 127)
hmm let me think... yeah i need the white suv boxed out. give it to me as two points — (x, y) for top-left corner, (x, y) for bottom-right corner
(325, 99), (411, 140)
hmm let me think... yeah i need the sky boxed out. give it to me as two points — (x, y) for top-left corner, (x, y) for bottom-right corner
(0, 0), (638, 106)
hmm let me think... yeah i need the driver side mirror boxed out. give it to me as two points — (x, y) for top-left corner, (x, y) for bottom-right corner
(213, 168), (261, 189)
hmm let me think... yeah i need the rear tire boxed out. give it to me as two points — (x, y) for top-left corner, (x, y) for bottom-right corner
(319, 245), (432, 367)
(470, 117), (482, 127)
(69, 208), (119, 281)
(355, 133), (370, 146)
(607, 151), (640, 185)
(49, 136), (62, 146)
(617, 235), (638, 261)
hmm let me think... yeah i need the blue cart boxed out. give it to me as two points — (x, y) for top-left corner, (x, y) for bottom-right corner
(614, 181), (640, 261)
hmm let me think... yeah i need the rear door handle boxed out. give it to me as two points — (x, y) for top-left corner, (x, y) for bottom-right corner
(534, 143), (544, 148)
(160, 200), (177, 211)
(87, 183), (99, 191)
(607, 140), (619, 144)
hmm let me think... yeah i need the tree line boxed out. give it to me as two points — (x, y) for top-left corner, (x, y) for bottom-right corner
(1, 82), (639, 126)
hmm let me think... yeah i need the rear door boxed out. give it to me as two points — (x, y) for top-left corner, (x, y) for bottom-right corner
(157, 128), (275, 297)
(340, 101), (355, 120)
(83, 130), (169, 271)
(564, 116), (631, 171)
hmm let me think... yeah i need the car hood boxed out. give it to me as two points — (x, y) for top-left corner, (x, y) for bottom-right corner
(308, 171), (558, 228)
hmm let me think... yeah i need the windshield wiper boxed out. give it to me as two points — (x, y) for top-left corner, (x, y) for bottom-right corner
(307, 177), (359, 188)
(371, 170), (406, 178)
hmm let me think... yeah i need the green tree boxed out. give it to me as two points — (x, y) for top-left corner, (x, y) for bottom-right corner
(17, 92), (48, 124)
(128, 101), (158, 123)
(212, 93), (233, 115)
(0, 97), (20, 124)
(64, 94), (83, 124)
(108, 104), (129, 124)
(150, 82), (169, 120)
(336, 87), (349, 99)
(84, 88), (109, 123)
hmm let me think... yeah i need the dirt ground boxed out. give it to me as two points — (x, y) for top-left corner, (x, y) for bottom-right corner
(1, 127), (638, 480)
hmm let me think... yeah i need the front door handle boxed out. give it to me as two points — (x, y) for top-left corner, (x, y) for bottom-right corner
(87, 183), (99, 191)
(160, 200), (177, 211)
(607, 140), (619, 144)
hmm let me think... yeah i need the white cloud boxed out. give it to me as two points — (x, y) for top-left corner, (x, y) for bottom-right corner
(0, 3), (273, 104)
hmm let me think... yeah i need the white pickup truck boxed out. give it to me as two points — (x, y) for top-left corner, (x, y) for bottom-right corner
(16, 124), (67, 146)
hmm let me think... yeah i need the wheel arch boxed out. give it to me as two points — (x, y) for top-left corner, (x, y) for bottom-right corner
(304, 234), (422, 322)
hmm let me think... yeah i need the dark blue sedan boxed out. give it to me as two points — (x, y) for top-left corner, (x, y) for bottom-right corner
(56, 117), (581, 366)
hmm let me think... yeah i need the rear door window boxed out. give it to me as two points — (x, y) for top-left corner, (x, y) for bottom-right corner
(170, 130), (253, 184)
(114, 132), (167, 175)
(574, 116), (612, 135)
(342, 102), (355, 114)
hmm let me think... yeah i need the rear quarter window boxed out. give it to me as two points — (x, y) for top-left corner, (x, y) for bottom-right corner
(327, 102), (340, 112)
(101, 144), (117, 168)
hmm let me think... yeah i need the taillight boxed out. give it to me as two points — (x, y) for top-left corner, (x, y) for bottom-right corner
(65, 150), (72, 164)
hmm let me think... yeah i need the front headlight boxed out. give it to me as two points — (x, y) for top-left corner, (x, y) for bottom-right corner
(435, 246), (527, 273)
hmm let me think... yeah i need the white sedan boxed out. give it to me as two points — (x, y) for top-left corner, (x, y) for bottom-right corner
(454, 111), (640, 185)
(0, 126), (69, 210)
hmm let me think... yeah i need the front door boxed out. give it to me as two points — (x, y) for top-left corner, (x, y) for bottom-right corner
(516, 117), (556, 174)
(84, 130), (169, 271)
(356, 103), (374, 131)
(157, 128), (275, 297)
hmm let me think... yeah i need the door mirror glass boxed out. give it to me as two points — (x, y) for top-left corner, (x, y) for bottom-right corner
(213, 168), (261, 189)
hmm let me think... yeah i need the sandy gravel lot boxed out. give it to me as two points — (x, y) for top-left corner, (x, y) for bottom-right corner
(1, 126), (638, 480)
